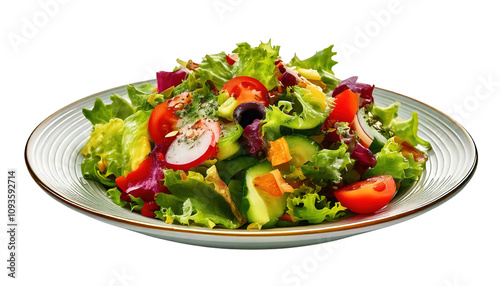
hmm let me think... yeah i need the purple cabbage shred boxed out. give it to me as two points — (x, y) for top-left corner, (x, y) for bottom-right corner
(124, 143), (169, 202)
(332, 76), (375, 108)
(156, 69), (188, 93)
(351, 143), (377, 168)
(239, 119), (264, 154)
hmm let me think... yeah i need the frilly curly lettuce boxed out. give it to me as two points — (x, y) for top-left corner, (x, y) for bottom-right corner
(261, 86), (329, 141)
(301, 143), (353, 186)
(82, 95), (134, 125)
(81, 109), (151, 184)
(286, 185), (347, 224)
(363, 137), (425, 188)
(196, 40), (280, 91)
(370, 102), (431, 149)
(289, 45), (341, 91)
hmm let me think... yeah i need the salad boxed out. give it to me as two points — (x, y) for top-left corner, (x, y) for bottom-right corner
(80, 41), (431, 230)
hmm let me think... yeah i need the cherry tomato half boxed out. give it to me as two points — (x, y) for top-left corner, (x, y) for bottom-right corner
(148, 92), (193, 145)
(148, 101), (178, 145)
(222, 76), (269, 107)
(334, 175), (396, 214)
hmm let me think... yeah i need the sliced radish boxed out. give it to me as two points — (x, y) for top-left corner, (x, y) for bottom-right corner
(352, 109), (388, 148)
(352, 114), (373, 148)
(204, 118), (220, 145)
(226, 53), (239, 65)
(165, 131), (215, 171)
(164, 118), (220, 171)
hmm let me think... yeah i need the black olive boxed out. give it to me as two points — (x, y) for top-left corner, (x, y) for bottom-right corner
(233, 102), (266, 128)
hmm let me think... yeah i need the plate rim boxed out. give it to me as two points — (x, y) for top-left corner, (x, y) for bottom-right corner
(24, 80), (479, 238)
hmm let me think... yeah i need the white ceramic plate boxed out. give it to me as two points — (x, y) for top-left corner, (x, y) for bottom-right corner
(25, 80), (478, 249)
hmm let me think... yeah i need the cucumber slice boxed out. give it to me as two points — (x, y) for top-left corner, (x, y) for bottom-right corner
(241, 161), (287, 228)
(284, 135), (320, 167)
(279, 124), (323, 137)
(357, 107), (390, 144)
(216, 122), (243, 160)
(368, 136), (385, 154)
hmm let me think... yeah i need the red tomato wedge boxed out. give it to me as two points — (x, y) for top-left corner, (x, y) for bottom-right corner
(334, 175), (396, 214)
(148, 92), (193, 145)
(222, 76), (269, 107)
(323, 89), (359, 129)
(148, 101), (178, 145)
(165, 118), (220, 171)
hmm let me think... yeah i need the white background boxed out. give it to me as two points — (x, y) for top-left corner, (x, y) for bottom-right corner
(1, 0), (499, 285)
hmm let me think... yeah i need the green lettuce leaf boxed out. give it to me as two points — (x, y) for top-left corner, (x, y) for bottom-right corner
(363, 137), (424, 185)
(159, 170), (240, 229)
(82, 95), (135, 125)
(195, 41), (280, 91)
(215, 156), (259, 184)
(121, 110), (151, 176)
(107, 188), (145, 212)
(81, 151), (117, 187)
(196, 51), (234, 91)
(369, 102), (430, 148)
(289, 45), (340, 90)
(147, 93), (166, 108)
(129, 195), (145, 212)
(286, 185), (347, 224)
(257, 40), (280, 58)
(107, 188), (127, 206)
(289, 45), (337, 71)
(318, 69), (341, 91)
(301, 143), (353, 186)
(227, 180), (244, 213)
(172, 71), (199, 95)
(127, 83), (156, 111)
(389, 112), (431, 149)
(262, 86), (329, 140)
(232, 40), (280, 90)
(371, 101), (400, 126)
(156, 196), (220, 229)
(81, 109), (152, 182)
(81, 118), (125, 177)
